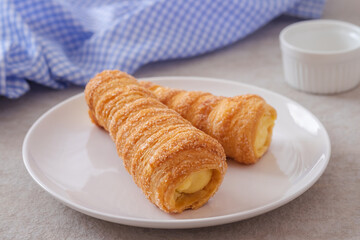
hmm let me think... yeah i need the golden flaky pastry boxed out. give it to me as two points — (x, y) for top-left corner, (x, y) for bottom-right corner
(84, 70), (227, 213)
(140, 81), (277, 164)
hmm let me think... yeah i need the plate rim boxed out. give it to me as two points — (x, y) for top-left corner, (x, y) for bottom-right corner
(22, 76), (331, 229)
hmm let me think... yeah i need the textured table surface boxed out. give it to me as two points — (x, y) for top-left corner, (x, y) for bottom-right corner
(1, 1), (359, 239)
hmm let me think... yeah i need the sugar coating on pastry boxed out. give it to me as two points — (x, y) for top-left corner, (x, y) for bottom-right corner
(85, 70), (227, 213)
(139, 81), (277, 165)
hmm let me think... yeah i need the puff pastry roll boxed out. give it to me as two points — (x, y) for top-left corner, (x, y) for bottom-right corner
(84, 70), (227, 213)
(140, 81), (277, 164)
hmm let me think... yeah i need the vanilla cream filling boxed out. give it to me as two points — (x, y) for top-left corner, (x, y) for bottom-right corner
(176, 169), (212, 194)
(254, 112), (275, 157)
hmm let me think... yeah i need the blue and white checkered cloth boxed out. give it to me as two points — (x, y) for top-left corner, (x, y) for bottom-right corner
(0, 0), (325, 98)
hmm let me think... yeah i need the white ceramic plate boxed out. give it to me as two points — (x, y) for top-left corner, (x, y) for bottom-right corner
(23, 77), (331, 229)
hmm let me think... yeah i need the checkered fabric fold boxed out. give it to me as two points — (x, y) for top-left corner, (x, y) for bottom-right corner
(0, 0), (325, 98)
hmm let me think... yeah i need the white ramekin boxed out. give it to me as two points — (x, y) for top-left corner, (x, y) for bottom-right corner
(280, 19), (360, 94)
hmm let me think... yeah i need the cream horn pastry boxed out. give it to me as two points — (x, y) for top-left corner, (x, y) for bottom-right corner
(84, 70), (227, 213)
(140, 81), (277, 165)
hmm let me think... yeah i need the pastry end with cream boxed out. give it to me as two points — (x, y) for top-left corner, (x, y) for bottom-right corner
(176, 169), (213, 194)
(253, 104), (277, 158)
